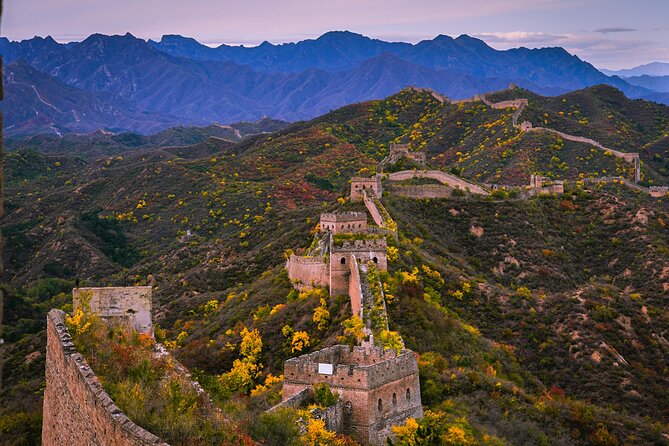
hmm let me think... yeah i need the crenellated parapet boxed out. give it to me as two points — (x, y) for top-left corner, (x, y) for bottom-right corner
(351, 176), (383, 201)
(282, 344), (422, 446)
(320, 212), (368, 234)
(287, 254), (329, 289)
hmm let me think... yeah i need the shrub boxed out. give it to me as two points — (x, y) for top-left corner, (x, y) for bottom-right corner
(313, 383), (339, 407)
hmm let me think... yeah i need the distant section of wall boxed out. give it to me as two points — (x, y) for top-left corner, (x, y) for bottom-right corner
(287, 255), (329, 289)
(385, 170), (489, 195)
(73, 287), (152, 334)
(524, 127), (641, 182)
(385, 184), (453, 199)
(42, 310), (168, 446)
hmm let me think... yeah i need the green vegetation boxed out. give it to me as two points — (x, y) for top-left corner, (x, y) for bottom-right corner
(2, 86), (668, 445)
(65, 307), (252, 445)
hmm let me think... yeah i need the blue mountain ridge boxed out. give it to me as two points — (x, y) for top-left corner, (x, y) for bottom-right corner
(0, 31), (660, 136)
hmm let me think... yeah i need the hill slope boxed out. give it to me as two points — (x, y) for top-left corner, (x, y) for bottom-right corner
(2, 89), (668, 445)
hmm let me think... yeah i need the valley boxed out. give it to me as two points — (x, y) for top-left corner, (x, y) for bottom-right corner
(1, 85), (668, 445)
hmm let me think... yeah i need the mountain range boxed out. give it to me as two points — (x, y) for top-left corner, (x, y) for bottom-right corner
(1, 31), (663, 137)
(601, 61), (669, 77)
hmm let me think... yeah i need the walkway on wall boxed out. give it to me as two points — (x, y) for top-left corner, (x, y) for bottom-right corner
(385, 170), (490, 195)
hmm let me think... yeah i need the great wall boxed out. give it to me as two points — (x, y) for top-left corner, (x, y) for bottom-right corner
(42, 288), (168, 446)
(41, 87), (668, 446)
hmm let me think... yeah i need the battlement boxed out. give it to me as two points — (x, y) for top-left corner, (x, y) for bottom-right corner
(42, 310), (168, 446)
(649, 186), (669, 197)
(489, 98), (528, 109)
(288, 254), (329, 265)
(321, 212), (368, 233)
(333, 238), (387, 252)
(284, 345), (418, 389)
(283, 344), (422, 445)
(73, 286), (152, 334)
(389, 144), (426, 165)
(287, 254), (329, 289)
(351, 176), (382, 201)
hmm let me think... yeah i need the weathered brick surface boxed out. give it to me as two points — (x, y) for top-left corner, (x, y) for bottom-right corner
(385, 184), (453, 199)
(73, 287), (153, 334)
(386, 170), (489, 195)
(321, 212), (368, 234)
(283, 345), (423, 445)
(351, 177), (382, 201)
(287, 255), (329, 289)
(42, 310), (169, 446)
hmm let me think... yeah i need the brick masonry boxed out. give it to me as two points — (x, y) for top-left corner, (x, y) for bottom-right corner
(73, 287), (153, 334)
(42, 309), (169, 446)
(282, 345), (423, 445)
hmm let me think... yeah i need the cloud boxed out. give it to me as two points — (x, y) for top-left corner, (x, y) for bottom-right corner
(473, 31), (566, 45)
(594, 27), (637, 34)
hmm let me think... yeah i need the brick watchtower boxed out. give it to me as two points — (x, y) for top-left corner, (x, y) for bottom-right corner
(282, 345), (423, 446)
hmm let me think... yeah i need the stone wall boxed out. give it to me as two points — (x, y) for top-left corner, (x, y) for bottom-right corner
(388, 144), (426, 165)
(320, 212), (368, 234)
(282, 345), (422, 446)
(73, 287), (152, 334)
(348, 256), (364, 319)
(525, 127), (641, 181)
(42, 309), (169, 446)
(362, 190), (385, 227)
(351, 177), (382, 201)
(385, 184), (453, 199)
(385, 170), (489, 195)
(649, 186), (669, 197)
(287, 255), (329, 289)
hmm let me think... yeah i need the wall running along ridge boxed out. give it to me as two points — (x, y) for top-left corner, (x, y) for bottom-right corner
(42, 309), (169, 446)
(385, 170), (490, 195)
(361, 190), (385, 227)
(384, 184), (453, 199)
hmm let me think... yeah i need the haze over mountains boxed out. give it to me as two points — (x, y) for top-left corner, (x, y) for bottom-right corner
(1, 31), (666, 137)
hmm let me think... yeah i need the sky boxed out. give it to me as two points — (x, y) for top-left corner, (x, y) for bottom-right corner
(2, 0), (668, 70)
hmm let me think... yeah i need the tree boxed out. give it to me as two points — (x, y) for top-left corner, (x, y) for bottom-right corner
(339, 316), (365, 346)
(312, 298), (330, 330)
(291, 331), (310, 353)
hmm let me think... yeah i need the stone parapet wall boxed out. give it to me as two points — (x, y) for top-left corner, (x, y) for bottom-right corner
(349, 256), (364, 319)
(362, 190), (385, 227)
(42, 309), (169, 446)
(385, 170), (489, 195)
(385, 184), (453, 199)
(649, 186), (669, 197)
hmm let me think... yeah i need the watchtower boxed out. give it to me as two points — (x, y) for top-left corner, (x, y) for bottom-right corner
(282, 345), (423, 446)
(72, 286), (152, 334)
(320, 212), (368, 234)
(351, 177), (382, 201)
